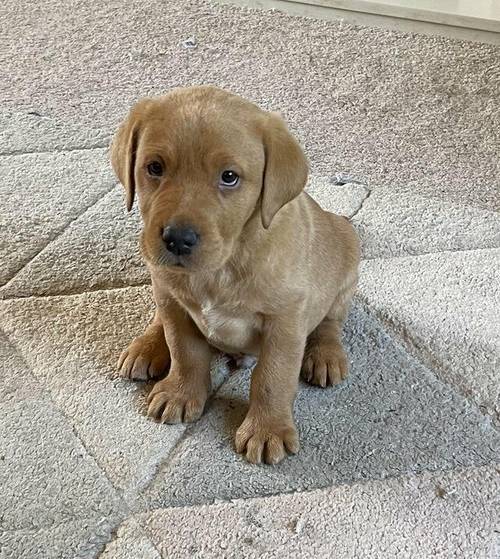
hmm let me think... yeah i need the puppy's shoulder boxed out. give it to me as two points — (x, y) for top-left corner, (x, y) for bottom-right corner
(300, 192), (360, 261)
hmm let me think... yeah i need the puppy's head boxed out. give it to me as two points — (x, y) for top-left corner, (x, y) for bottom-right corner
(111, 86), (308, 272)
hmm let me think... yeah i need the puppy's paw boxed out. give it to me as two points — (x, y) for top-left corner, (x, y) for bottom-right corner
(301, 343), (348, 387)
(147, 377), (207, 424)
(118, 333), (170, 381)
(235, 414), (299, 465)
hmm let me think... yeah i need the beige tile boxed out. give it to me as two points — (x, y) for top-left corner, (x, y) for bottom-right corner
(0, 149), (115, 285)
(359, 248), (500, 418)
(141, 465), (499, 558)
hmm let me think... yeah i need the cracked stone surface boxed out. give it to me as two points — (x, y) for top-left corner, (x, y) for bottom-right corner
(1, 0), (499, 557)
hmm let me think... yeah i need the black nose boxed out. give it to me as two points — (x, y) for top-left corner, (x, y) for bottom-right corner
(162, 225), (199, 256)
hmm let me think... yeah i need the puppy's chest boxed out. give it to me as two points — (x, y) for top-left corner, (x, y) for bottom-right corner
(184, 283), (262, 354)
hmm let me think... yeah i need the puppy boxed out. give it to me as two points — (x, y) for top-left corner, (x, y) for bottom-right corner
(112, 86), (360, 465)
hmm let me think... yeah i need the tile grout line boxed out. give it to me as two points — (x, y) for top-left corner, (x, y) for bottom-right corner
(362, 245), (500, 262)
(0, 143), (110, 157)
(0, 279), (152, 301)
(2, 302), (497, 548)
(1, 182), (119, 290)
(347, 185), (372, 220)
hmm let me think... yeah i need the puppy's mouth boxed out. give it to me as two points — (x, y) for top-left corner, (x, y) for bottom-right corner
(156, 250), (190, 271)
(169, 259), (186, 270)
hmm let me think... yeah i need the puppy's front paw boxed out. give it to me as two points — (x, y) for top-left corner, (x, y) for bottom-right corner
(147, 377), (207, 424)
(118, 333), (170, 381)
(301, 343), (348, 387)
(235, 414), (299, 465)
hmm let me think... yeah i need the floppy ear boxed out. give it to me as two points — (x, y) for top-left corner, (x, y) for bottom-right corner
(110, 108), (141, 212)
(261, 112), (308, 229)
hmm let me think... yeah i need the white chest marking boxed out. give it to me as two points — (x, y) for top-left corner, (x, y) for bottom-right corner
(189, 298), (260, 355)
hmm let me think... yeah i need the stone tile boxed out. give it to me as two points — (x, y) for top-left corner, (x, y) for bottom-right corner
(353, 187), (500, 259)
(359, 249), (500, 419)
(0, 187), (146, 299)
(142, 304), (500, 509)
(0, 332), (124, 556)
(0, 520), (121, 559)
(140, 465), (499, 559)
(0, 286), (228, 494)
(0, 109), (109, 155)
(0, 148), (115, 285)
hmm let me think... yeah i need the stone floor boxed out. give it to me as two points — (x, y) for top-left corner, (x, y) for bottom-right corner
(0, 1), (499, 558)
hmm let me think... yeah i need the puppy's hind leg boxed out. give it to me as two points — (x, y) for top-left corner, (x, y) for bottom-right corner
(118, 310), (170, 380)
(301, 284), (356, 388)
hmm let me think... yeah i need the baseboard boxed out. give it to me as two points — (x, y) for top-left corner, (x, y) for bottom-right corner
(215, 0), (500, 44)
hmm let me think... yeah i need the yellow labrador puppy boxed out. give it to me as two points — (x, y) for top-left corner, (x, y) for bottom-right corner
(112, 86), (360, 465)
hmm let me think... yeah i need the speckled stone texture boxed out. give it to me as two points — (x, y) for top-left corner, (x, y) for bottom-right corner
(1, 0), (499, 557)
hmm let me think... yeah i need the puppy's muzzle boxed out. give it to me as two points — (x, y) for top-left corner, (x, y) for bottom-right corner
(162, 225), (199, 256)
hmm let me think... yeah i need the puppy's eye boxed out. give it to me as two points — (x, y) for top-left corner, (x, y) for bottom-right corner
(147, 161), (163, 177)
(219, 170), (240, 188)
